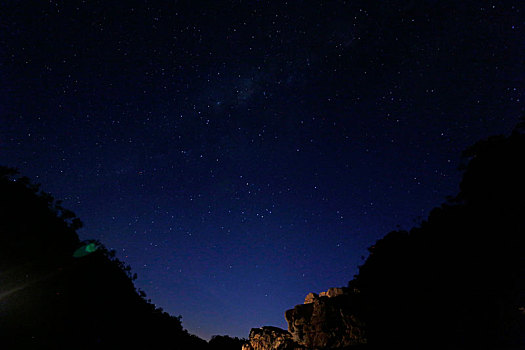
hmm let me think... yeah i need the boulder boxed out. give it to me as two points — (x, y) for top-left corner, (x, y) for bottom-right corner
(328, 287), (345, 298)
(304, 292), (318, 304)
(318, 287), (345, 298)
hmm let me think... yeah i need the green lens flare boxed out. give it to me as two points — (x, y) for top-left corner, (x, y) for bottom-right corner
(85, 243), (97, 253)
(73, 242), (98, 258)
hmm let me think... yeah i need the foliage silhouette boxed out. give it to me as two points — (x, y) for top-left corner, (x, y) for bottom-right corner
(0, 167), (210, 349)
(350, 124), (525, 349)
(208, 335), (247, 350)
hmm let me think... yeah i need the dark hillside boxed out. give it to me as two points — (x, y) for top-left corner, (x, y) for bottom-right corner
(352, 128), (525, 349)
(0, 167), (208, 349)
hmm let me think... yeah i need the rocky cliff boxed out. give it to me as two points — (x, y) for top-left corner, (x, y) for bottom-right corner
(285, 287), (366, 349)
(243, 288), (366, 350)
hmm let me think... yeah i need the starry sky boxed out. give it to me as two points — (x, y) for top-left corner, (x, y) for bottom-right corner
(1, 0), (523, 340)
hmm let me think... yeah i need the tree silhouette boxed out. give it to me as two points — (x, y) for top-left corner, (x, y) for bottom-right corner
(350, 125), (525, 349)
(208, 335), (247, 350)
(0, 167), (209, 349)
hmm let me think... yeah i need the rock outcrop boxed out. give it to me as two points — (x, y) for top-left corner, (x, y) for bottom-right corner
(244, 288), (366, 350)
(303, 287), (346, 304)
(286, 287), (366, 349)
(319, 287), (345, 299)
(242, 326), (303, 350)
(304, 292), (318, 304)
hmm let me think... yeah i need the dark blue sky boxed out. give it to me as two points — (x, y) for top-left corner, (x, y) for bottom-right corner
(1, 0), (523, 340)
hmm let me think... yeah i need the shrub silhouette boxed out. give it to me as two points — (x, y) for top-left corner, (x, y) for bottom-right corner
(208, 335), (247, 350)
(0, 167), (208, 349)
(351, 126), (525, 349)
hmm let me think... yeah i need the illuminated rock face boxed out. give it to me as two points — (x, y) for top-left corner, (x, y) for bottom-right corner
(244, 288), (366, 349)
(285, 288), (366, 349)
(319, 287), (345, 298)
(304, 287), (346, 304)
(241, 326), (303, 350)
(303, 292), (318, 304)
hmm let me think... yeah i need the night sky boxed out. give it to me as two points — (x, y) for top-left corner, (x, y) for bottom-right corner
(1, 0), (523, 340)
